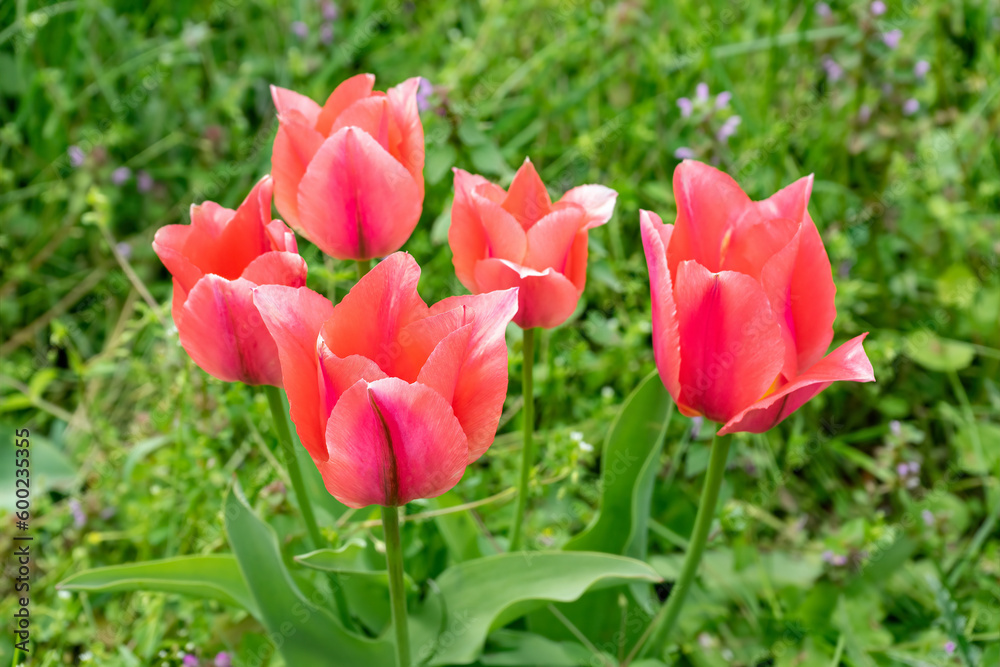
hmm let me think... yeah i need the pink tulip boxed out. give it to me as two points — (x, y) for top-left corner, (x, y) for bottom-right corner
(152, 176), (306, 386)
(641, 160), (874, 434)
(269, 74), (425, 260)
(253, 252), (518, 508)
(449, 158), (617, 329)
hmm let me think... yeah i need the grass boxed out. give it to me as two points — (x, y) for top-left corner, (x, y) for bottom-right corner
(1, 0), (998, 665)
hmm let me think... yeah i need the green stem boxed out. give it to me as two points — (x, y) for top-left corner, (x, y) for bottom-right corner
(382, 505), (411, 667)
(625, 432), (732, 664)
(357, 258), (372, 280)
(263, 385), (354, 630)
(509, 327), (536, 551)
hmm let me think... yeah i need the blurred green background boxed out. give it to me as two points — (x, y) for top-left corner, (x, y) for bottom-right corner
(1, 0), (998, 665)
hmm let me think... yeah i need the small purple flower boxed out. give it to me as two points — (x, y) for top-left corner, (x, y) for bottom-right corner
(908, 461), (920, 474)
(821, 549), (835, 563)
(903, 98), (920, 115)
(116, 242), (132, 260)
(822, 57), (843, 82)
(715, 91), (732, 109)
(914, 60), (930, 78)
(815, 3), (831, 17)
(690, 415), (704, 438)
(321, 23), (333, 44)
(416, 77), (433, 112)
(882, 29), (903, 49)
(100, 507), (116, 520)
(291, 21), (308, 40)
(182, 655), (199, 667)
(111, 166), (132, 185)
(321, 1), (339, 21)
(674, 146), (696, 160)
(944, 641), (956, 655)
(832, 554), (848, 566)
(214, 653), (232, 667)
(695, 82), (710, 102)
(896, 462), (910, 477)
(717, 115), (741, 141)
(68, 145), (85, 167)
(870, 1), (886, 16)
(921, 509), (934, 526)
(677, 97), (693, 117)
(69, 499), (86, 529)
(858, 104), (872, 123)
(889, 420), (901, 436)
(137, 170), (154, 193)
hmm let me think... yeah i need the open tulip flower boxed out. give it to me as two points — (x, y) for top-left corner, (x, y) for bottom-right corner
(152, 176), (307, 386)
(269, 74), (425, 260)
(449, 158), (618, 329)
(641, 160), (874, 435)
(253, 252), (518, 508)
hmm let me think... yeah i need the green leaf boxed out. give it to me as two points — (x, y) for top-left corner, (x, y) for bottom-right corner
(0, 424), (77, 511)
(565, 371), (673, 557)
(426, 491), (486, 562)
(224, 482), (394, 666)
(478, 630), (594, 666)
(904, 332), (975, 372)
(57, 555), (258, 616)
(429, 551), (661, 665)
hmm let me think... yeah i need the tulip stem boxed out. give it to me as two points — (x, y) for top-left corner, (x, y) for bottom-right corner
(263, 385), (354, 631)
(509, 327), (536, 551)
(356, 258), (371, 280)
(381, 505), (411, 667)
(624, 432), (731, 665)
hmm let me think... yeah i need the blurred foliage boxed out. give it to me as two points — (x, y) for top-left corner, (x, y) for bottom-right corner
(1, 0), (998, 665)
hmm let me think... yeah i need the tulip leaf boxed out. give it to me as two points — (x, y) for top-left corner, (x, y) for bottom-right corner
(565, 370), (673, 558)
(903, 332), (975, 372)
(428, 551), (662, 665)
(224, 482), (394, 666)
(57, 555), (258, 616)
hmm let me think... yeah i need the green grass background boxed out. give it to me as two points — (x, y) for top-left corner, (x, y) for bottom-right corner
(1, 0), (998, 665)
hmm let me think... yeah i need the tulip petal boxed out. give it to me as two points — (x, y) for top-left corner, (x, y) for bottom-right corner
(328, 95), (396, 155)
(320, 252), (429, 374)
(561, 229), (590, 293)
(558, 184), (618, 229)
(240, 251), (307, 288)
(474, 258), (579, 329)
(718, 333), (874, 435)
(503, 158), (551, 227)
(153, 225), (202, 294)
(178, 275), (281, 387)
(449, 168), (526, 291)
(271, 113), (324, 231)
(264, 219), (298, 254)
(755, 174), (813, 222)
(668, 159), (755, 274)
(319, 377), (468, 507)
(786, 217), (837, 372)
(420, 288), (519, 461)
(317, 346), (387, 432)
(297, 127), (422, 260)
(387, 77), (425, 195)
(674, 260), (785, 423)
(640, 210), (683, 402)
(270, 85), (322, 128)
(523, 207), (587, 273)
(314, 73), (377, 136)
(254, 285), (335, 459)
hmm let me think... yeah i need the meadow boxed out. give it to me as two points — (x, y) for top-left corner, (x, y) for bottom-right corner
(0, 1), (998, 665)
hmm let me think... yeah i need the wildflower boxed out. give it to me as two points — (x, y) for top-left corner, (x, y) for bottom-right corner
(321, 1), (339, 21)
(914, 60), (930, 78)
(69, 498), (86, 528)
(183, 655), (199, 667)
(291, 21), (308, 39)
(903, 98), (920, 115)
(889, 419), (901, 436)
(815, 3), (831, 17)
(674, 146), (696, 160)
(715, 91), (732, 109)
(116, 242), (132, 260)
(882, 29), (902, 49)
(944, 641), (956, 655)
(823, 57), (844, 81)
(111, 166), (132, 185)
(695, 82), (709, 102)
(690, 415), (704, 439)
(870, 1), (886, 15)
(416, 77), (433, 112)
(68, 145), (85, 167)
(214, 653), (232, 667)
(677, 97), (693, 117)
(716, 115), (741, 141)
(320, 23), (333, 44)
(858, 104), (872, 123)
(921, 509), (934, 526)
(137, 170), (154, 192)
